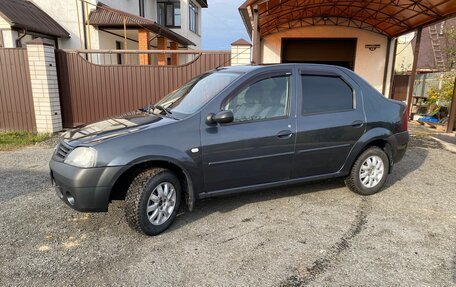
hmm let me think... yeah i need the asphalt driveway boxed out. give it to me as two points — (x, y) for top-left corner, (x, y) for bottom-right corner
(0, 132), (455, 286)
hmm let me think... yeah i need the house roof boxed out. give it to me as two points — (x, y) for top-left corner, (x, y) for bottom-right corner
(195, 0), (208, 8)
(231, 38), (251, 46)
(240, 0), (456, 38)
(0, 0), (70, 38)
(89, 3), (195, 46)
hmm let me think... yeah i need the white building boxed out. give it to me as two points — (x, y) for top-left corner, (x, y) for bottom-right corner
(0, 0), (207, 54)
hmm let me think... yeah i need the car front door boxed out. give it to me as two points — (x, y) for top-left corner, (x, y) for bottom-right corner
(201, 70), (296, 193)
(292, 67), (365, 178)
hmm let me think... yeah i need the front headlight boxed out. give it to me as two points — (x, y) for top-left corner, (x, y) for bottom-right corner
(64, 147), (97, 168)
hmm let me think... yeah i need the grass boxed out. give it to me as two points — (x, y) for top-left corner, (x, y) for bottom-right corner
(0, 131), (51, 151)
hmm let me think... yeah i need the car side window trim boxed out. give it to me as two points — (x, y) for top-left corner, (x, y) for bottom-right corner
(299, 73), (356, 116)
(221, 71), (293, 124)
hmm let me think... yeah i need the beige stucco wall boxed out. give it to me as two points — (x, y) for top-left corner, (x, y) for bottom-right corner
(261, 26), (389, 92)
(394, 33), (415, 73)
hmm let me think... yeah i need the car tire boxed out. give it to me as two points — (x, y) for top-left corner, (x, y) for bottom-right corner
(345, 146), (390, 196)
(124, 168), (181, 236)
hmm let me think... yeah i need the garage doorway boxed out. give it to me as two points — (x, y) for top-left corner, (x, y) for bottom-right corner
(281, 38), (357, 70)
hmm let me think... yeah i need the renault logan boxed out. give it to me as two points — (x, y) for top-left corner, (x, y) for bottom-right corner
(50, 64), (409, 236)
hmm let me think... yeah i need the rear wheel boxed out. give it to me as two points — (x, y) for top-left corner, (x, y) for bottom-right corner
(124, 168), (181, 236)
(345, 147), (389, 195)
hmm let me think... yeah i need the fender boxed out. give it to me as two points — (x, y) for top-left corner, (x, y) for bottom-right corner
(108, 145), (201, 211)
(340, 127), (394, 174)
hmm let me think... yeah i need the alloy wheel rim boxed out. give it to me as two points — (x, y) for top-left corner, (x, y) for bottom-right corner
(359, 155), (384, 188)
(147, 182), (176, 226)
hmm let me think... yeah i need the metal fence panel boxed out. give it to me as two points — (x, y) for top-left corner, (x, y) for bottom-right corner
(0, 48), (36, 132)
(56, 50), (231, 128)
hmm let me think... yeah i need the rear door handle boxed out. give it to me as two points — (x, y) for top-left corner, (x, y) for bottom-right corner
(351, 120), (364, 128)
(277, 130), (293, 139)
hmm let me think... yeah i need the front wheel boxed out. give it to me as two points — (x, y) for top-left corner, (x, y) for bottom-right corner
(345, 146), (389, 195)
(124, 168), (181, 236)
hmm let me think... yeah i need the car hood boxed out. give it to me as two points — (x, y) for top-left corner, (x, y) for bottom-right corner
(62, 112), (172, 146)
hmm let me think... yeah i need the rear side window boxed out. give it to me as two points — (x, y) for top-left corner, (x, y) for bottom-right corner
(301, 75), (353, 114)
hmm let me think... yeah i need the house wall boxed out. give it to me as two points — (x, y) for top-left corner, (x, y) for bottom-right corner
(167, 0), (203, 49)
(101, 0), (140, 15)
(395, 33), (415, 73)
(261, 26), (389, 92)
(97, 30), (139, 64)
(31, 0), (202, 50)
(32, 0), (99, 49)
(0, 15), (17, 47)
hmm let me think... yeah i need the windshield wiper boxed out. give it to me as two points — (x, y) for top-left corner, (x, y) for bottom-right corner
(154, 105), (178, 120)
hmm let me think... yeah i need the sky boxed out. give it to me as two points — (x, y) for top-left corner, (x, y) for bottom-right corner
(202, 0), (250, 50)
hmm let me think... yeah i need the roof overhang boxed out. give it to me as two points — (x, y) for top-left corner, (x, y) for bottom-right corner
(239, 0), (456, 39)
(89, 3), (195, 46)
(195, 0), (209, 8)
(0, 0), (70, 38)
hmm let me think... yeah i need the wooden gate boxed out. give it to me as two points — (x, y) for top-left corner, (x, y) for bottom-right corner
(0, 48), (36, 132)
(56, 50), (231, 128)
(391, 75), (410, 102)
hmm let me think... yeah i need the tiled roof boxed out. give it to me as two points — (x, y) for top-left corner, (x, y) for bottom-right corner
(231, 38), (251, 46)
(0, 0), (69, 38)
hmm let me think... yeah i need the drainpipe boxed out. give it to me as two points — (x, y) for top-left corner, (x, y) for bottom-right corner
(251, 5), (260, 65)
(81, 2), (88, 50)
(15, 29), (27, 47)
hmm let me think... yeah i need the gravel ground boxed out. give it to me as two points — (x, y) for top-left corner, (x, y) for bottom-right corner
(0, 130), (455, 286)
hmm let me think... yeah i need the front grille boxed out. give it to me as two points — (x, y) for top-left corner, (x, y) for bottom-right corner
(55, 141), (73, 160)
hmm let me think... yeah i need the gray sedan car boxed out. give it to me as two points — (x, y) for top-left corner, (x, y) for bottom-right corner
(50, 64), (409, 236)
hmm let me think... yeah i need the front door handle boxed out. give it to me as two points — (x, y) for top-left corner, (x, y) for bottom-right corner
(277, 130), (293, 139)
(351, 120), (364, 128)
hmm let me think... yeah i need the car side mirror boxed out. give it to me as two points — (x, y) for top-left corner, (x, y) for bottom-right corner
(206, 110), (234, 125)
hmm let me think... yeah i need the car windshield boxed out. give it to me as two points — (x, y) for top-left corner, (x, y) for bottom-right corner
(153, 71), (241, 118)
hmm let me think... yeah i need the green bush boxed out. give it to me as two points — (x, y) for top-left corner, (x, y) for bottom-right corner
(427, 74), (455, 109)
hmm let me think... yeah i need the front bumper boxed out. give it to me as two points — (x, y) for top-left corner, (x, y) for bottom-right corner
(49, 159), (125, 212)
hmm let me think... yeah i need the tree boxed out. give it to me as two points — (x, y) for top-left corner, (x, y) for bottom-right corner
(425, 25), (456, 110)
(427, 73), (455, 108)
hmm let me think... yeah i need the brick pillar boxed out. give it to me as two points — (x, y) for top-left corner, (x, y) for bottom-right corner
(157, 37), (167, 66)
(170, 42), (178, 65)
(26, 38), (62, 133)
(138, 29), (150, 65)
(231, 39), (252, 66)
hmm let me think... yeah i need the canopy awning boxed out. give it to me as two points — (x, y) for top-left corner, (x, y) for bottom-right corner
(0, 0), (69, 38)
(240, 0), (456, 38)
(89, 3), (195, 46)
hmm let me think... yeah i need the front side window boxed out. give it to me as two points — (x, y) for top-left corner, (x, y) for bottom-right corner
(154, 72), (241, 117)
(189, 2), (198, 33)
(158, 1), (181, 28)
(301, 75), (353, 114)
(223, 75), (290, 122)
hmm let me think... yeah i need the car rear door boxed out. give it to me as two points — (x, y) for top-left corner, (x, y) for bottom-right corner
(292, 66), (365, 178)
(200, 70), (296, 193)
